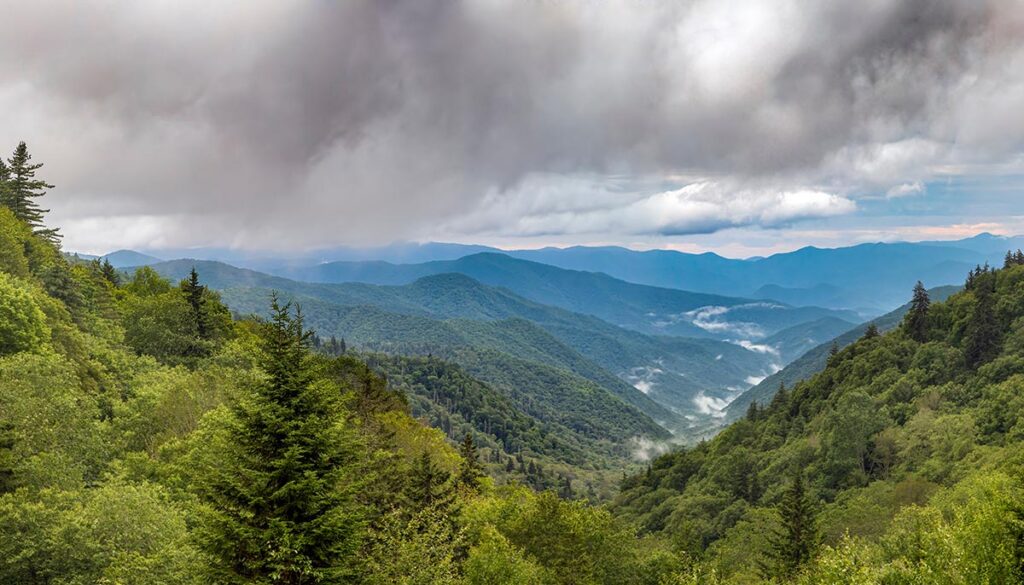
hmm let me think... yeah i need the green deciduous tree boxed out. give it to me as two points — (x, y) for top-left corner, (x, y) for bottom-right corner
(0, 273), (49, 356)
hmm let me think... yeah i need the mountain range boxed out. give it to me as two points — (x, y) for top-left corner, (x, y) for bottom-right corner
(117, 232), (1023, 314)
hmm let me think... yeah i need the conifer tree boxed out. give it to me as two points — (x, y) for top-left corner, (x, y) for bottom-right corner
(197, 295), (365, 584)
(746, 401), (760, 421)
(408, 452), (455, 511)
(906, 281), (930, 343)
(3, 142), (59, 243)
(764, 472), (817, 579)
(862, 323), (880, 340)
(558, 475), (573, 499)
(456, 433), (483, 490)
(99, 258), (121, 287)
(181, 267), (209, 339)
(770, 383), (788, 412)
(965, 276), (1000, 369)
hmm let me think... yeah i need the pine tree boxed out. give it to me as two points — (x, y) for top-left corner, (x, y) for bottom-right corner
(408, 452), (455, 510)
(965, 276), (1000, 369)
(770, 383), (788, 412)
(862, 323), (880, 340)
(197, 295), (365, 584)
(906, 281), (930, 343)
(180, 267), (209, 339)
(764, 472), (817, 579)
(456, 433), (484, 491)
(4, 142), (59, 244)
(99, 258), (121, 287)
(746, 401), (760, 421)
(558, 475), (573, 499)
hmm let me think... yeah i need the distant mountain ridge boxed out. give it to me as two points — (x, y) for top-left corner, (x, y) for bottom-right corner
(249, 253), (860, 342)
(142, 259), (794, 432)
(108, 232), (1020, 314)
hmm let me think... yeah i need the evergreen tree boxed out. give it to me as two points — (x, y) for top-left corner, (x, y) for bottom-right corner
(197, 295), (365, 584)
(99, 258), (121, 287)
(408, 452), (454, 510)
(180, 267), (208, 339)
(764, 472), (817, 579)
(456, 433), (483, 491)
(965, 277), (1000, 369)
(3, 142), (59, 243)
(770, 383), (788, 412)
(558, 475), (573, 499)
(746, 401), (760, 421)
(906, 281), (930, 343)
(862, 323), (880, 340)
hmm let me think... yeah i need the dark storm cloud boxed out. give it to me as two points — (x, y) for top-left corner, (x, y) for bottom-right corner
(0, 0), (1021, 250)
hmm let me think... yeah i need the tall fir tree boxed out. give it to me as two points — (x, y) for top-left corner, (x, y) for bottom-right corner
(906, 281), (930, 343)
(456, 433), (484, 491)
(3, 142), (59, 244)
(862, 323), (880, 340)
(408, 452), (454, 511)
(181, 267), (209, 339)
(98, 258), (121, 287)
(764, 472), (817, 579)
(965, 275), (1000, 369)
(197, 295), (365, 584)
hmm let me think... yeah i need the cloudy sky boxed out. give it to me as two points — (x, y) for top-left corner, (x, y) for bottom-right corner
(2, 0), (1023, 257)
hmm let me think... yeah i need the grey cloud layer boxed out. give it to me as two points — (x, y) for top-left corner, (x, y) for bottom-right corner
(1, 0), (1021, 249)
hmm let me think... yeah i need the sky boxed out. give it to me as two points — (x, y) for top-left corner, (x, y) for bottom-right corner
(2, 0), (1023, 257)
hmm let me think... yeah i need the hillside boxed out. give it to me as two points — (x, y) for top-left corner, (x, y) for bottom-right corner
(146, 260), (788, 426)
(254, 253), (861, 341)
(611, 262), (1024, 582)
(726, 285), (961, 420)
(0, 203), (694, 583)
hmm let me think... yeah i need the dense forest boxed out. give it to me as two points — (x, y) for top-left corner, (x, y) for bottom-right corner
(3, 141), (1024, 583)
(614, 256), (1024, 582)
(0, 143), (689, 583)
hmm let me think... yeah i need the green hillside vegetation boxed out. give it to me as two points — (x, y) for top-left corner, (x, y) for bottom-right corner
(0, 145), (691, 583)
(727, 285), (961, 420)
(612, 261), (1024, 583)
(262, 252), (862, 340)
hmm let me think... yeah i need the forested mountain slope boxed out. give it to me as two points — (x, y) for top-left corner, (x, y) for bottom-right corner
(0, 175), (692, 583)
(146, 260), (784, 428)
(612, 260), (1024, 583)
(250, 253), (861, 341)
(726, 285), (961, 420)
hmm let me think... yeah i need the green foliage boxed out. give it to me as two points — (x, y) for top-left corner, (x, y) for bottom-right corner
(0, 272), (50, 355)
(614, 260), (1024, 582)
(764, 473), (818, 579)
(193, 298), (366, 583)
(0, 142), (59, 243)
(0, 160), (692, 585)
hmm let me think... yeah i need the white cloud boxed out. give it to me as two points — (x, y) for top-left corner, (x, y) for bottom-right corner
(886, 182), (926, 198)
